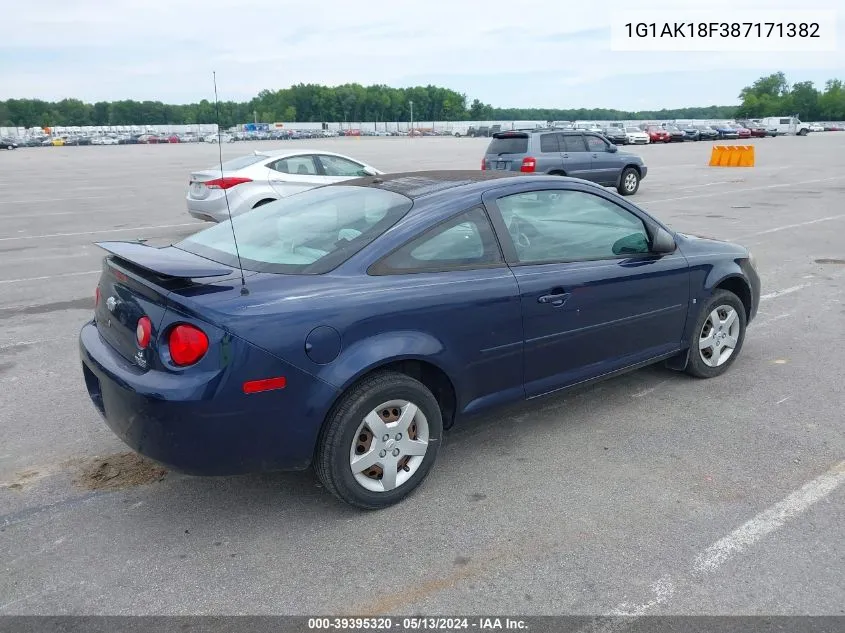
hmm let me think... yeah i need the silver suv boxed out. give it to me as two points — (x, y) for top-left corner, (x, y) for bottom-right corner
(482, 130), (648, 195)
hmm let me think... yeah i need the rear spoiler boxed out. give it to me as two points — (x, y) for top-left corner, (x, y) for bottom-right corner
(95, 241), (233, 278)
(492, 131), (529, 139)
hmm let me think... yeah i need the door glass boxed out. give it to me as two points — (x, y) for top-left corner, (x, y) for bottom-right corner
(540, 134), (560, 153)
(319, 155), (366, 177)
(269, 155), (318, 175)
(585, 135), (608, 152)
(497, 190), (651, 263)
(562, 135), (587, 152)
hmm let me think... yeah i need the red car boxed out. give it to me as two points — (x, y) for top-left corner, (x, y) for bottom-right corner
(644, 125), (670, 143)
(730, 125), (752, 139)
(167, 135), (181, 143)
(738, 122), (770, 138)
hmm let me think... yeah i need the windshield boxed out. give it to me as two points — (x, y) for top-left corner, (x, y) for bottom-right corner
(625, 127), (640, 133)
(177, 185), (413, 274)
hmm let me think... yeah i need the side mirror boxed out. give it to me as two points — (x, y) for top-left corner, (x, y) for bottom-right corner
(361, 166), (379, 176)
(607, 144), (618, 153)
(650, 226), (676, 254)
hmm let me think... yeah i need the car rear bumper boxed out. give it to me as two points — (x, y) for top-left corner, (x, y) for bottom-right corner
(79, 321), (337, 475)
(185, 194), (242, 223)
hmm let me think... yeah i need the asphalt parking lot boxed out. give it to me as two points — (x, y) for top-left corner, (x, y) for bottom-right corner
(1, 135), (844, 616)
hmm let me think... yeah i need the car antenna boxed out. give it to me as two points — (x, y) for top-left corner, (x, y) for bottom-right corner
(213, 71), (249, 296)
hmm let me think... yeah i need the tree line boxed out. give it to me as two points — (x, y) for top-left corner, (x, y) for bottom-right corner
(1, 73), (842, 129)
(735, 72), (845, 121)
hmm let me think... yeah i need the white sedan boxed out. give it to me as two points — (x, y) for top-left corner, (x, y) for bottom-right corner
(186, 149), (383, 222)
(808, 123), (824, 132)
(625, 127), (651, 144)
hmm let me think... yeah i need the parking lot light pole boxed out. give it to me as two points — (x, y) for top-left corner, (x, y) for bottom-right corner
(409, 100), (414, 137)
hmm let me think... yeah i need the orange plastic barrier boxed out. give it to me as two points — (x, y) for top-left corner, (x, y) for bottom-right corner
(709, 145), (755, 167)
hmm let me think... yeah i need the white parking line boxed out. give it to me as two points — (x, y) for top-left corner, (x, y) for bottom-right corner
(760, 283), (815, 301)
(742, 214), (845, 238)
(640, 175), (845, 205)
(590, 460), (845, 626)
(693, 461), (845, 573)
(0, 270), (100, 284)
(0, 223), (199, 242)
(670, 181), (736, 191)
(0, 195), (112, 205)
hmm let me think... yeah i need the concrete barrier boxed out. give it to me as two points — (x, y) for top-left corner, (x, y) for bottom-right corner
(709, 145), (755, 167)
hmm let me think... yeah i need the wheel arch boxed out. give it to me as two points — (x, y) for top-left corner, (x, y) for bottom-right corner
(316, 334), (461, 432)
(711, 274), (752, 322)
(615, 163), (642, 185)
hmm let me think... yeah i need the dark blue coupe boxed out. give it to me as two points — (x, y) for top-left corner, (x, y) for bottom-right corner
(80, 171), (760, 508)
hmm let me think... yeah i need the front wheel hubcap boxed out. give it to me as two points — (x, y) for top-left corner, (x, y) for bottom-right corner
(349, 400), (429, 492)
(699, 305), (740, 367)
(625, 173), (637, 190)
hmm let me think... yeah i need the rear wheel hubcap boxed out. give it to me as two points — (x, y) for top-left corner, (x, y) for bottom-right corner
(349, 400), (429, 492)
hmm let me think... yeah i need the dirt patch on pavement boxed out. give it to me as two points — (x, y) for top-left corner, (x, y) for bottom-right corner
(814, 258), (845, 265)
(74, 452), (167, 491)
(0, 469), (44, 491)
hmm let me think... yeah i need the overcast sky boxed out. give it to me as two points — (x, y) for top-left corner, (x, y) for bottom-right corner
(2, 0), (842, 110)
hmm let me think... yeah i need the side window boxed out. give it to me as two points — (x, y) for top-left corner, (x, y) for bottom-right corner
(318, 155), (366, 177)
(268, 155), (318, 175)
(372, 207), (503, 274)
(540, 134), (560, 153)
(562, 134), (587, 152)
(780, 118), (791, 125)
(585, 135), (608, 152)
(497, 190), (651, 264)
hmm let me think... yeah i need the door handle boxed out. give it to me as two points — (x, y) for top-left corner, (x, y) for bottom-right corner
(538, 289), (570, 306)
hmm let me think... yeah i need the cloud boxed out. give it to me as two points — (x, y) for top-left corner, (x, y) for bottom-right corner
(1, 0), (843, 109)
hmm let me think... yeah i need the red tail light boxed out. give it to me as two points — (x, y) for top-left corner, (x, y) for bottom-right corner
(480, 158), (486, 171)
(204, 177), (252, 190)
(95, 286), (101, 308)
(136, 316), (152, 349)
(168, 324), (209, 366)
(520, 157), (536, 173)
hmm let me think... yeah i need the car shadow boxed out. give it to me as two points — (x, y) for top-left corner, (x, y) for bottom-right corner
(118, 364), (691, 525)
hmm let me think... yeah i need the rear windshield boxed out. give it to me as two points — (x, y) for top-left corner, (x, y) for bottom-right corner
(176, 186), (413, 274)
(219, 154), (267, 170)
(487, 136), (529, 155)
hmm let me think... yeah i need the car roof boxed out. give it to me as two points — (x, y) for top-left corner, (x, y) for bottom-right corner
(492, 129), (592, 138)
(335, 170), (591, 200)
(254, 148), (352, 159)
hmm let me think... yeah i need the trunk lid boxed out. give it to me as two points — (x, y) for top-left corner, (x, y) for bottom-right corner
(93, 241), (246, 366)
(188, 169), (225, 200)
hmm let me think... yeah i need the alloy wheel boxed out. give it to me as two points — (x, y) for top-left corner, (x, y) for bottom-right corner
(699, 305), (740, 367)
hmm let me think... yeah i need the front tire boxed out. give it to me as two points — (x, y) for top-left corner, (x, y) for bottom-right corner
(617, 167), (640, 196)
(685, 290), (747, 378)
(316, 371), (442, 509)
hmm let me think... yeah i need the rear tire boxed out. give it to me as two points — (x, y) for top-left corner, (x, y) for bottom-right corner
(617, 167), (640, 196)
(685, 290), (747, 379)
(315, 371), (442, 509)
